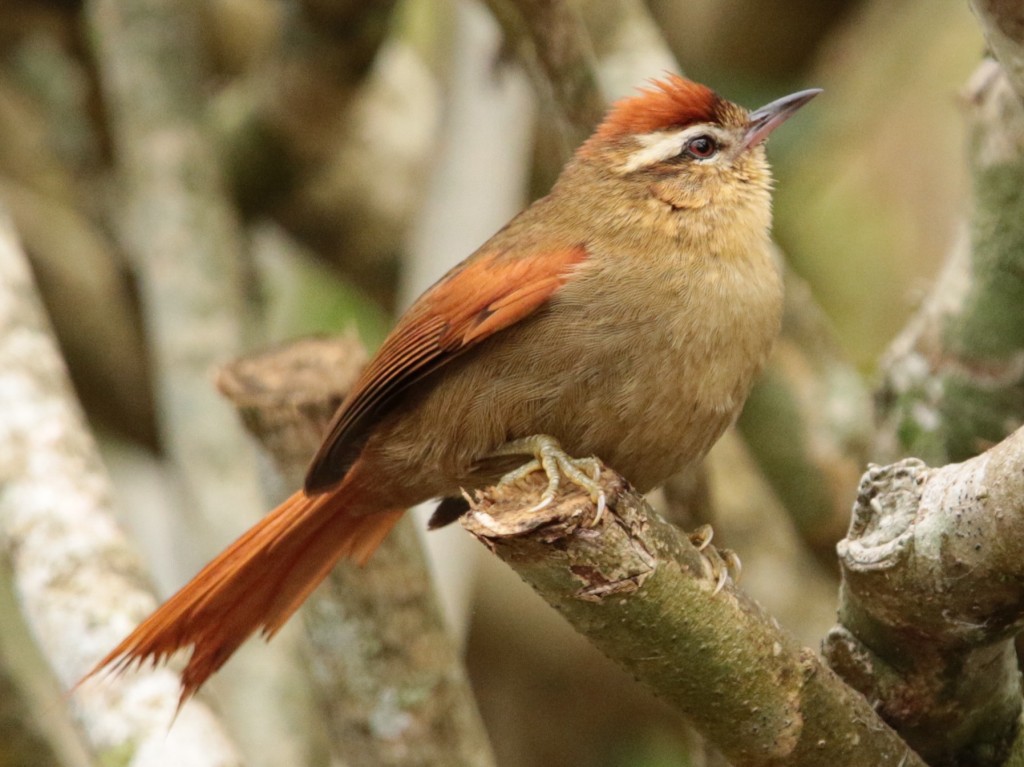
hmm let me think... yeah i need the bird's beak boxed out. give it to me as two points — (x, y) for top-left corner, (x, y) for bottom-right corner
(742, 88), (822, 151)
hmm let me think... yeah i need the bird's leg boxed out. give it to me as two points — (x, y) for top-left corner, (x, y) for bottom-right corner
(490, 435), (606, 523)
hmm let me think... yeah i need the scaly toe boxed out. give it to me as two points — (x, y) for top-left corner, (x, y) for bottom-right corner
(687, 526), (741, 595)
(490, 435), (606, 521)
(497, 459), (542, 488)
(548, 452), (606, 524)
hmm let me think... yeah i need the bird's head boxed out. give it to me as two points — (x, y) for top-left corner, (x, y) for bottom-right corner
(573, 75), (820, 233)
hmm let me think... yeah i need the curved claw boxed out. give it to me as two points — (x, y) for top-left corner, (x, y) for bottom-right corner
(722, 549), (743, 585)
(712, 566), (729, 596)
(528, 495), (555, 513)
(590, 492), (607, 526)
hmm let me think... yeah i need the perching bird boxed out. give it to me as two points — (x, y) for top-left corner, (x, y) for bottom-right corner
(87, 74), (820, 704)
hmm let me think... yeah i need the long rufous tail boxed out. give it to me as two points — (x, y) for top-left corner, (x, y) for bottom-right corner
(83, 488), (403, 704)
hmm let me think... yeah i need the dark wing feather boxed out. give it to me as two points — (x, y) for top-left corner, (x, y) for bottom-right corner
(304, 245), (588, 493)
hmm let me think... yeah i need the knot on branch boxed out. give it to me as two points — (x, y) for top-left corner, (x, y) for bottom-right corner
(837, 433), (1024, 641)
(837, 458), (928, 572)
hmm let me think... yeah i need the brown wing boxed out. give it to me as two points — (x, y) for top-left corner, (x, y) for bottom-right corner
(304, 244), (588, 493)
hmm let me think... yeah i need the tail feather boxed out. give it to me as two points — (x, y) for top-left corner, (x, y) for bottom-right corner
(83, 489), (403, 704)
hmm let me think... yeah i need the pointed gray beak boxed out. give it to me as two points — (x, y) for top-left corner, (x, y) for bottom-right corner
(742, 88), (822, 151)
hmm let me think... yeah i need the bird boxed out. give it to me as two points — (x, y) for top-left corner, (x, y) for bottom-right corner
(85, 74), (820, 704)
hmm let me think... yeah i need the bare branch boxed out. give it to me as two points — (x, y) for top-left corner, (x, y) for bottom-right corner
(827, 425), (1024, 764)
(461, 471), (924, 766)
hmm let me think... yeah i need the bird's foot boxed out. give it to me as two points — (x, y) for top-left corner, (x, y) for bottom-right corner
(491, 435), (606, 524)
(688, 524), (741, 594)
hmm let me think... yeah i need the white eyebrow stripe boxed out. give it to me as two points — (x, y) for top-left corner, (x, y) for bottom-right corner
(619, 131), (686, 172)
(619, 124), (725, 173)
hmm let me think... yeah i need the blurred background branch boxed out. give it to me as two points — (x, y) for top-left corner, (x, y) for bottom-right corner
(0, 210), (243, 767)
(84, 0), (324, 762)
(875, 59), (1024, 466)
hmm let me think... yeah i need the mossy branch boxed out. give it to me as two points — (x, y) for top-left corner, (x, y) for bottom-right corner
(876, 61), (1024, 465)
(461, 471), (923, 766)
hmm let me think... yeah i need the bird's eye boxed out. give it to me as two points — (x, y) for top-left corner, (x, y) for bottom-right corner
(684, 135), (718, 159)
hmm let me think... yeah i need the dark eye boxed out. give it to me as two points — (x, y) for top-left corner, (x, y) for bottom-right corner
(684, 135), (718, 159)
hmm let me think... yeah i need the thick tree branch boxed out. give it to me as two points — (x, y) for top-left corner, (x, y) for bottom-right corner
(217, 337), (496, 767)
(826, 424), (1024, 764)
(460, 471), (923, 766)
(0, 211), (242, 766)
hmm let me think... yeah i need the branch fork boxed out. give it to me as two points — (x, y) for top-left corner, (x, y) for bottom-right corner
(828, 428), (1024, 764)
